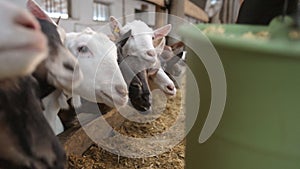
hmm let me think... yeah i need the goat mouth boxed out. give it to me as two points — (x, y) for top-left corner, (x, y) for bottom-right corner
(165, 91), (176, 96)
(138, 107), (151, 113)
(130, 100), (151, 112)
(47, 71), (72, 92)
(100, 91), (113, 102)
(142, 56), (157, 63)
(137, 106), (149, 112)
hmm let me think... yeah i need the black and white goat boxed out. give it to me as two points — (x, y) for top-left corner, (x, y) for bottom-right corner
(0, 0), (82, 169)
(0, 1), (68, 169)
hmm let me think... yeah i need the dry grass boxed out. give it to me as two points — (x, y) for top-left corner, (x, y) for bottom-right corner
(68, 88), (186, 169)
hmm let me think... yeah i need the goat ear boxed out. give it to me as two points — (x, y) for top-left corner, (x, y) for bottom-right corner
(57, 26), (66, 43)
(27, 0), (55, 25)
(56, 16), (61, 25)
(117, 30), (131, 47)
(172, 42), (185, 55)
(164, 46), (172, 52)
(155, 37), (166, 56)
(153, 37), (163, 47)
(83, 27), (94, 33)
(65, 32), (77, 39)
(109, 16), (122, 37)
(160, 45), (173, 61)
(170, 41), (184, 51)
(153, 24), (172, 39)
(64, 32), (77, 47)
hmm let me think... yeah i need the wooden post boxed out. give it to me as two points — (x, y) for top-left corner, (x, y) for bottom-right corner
(168, 0), (185, 17)
(167, 0), (185, 44)
(122, 0), (126, 25)
(155, 5), (167, 28)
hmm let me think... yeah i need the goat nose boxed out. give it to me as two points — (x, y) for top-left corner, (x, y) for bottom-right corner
(167, 84), (175, 91)
(63, 62), (75, 72)
(146, 50), (156, 57)
(115, 85), (128, 97)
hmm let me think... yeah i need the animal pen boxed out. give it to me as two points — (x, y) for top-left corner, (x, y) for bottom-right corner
(2, 0), (300, 169)
(33, 0), (207, 168)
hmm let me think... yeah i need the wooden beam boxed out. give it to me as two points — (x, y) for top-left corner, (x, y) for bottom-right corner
(58, 110), (126, 155)
(155, 5), (167, 28)
(144, 0), (165, 7)
(184, 0), (209, 22)
(167, 0), (185, 44)
(145, 0), (208, 22)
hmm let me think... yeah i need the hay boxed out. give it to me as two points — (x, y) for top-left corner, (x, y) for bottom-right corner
(68, 88), (186, 169)
(241, 31), (270, 40)
(289, 30), (300, 40)
(202, 26), (225, 35)
(202, 26), (271, 40)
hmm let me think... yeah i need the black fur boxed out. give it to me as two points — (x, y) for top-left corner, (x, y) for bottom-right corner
(33, 18), (62, 99)
(0, 76), (66, 169)
(116, 30), (152, 112)
(37, 18), (62, 56)
(128, 70), (151, 112)
(0, 17), (66, 169)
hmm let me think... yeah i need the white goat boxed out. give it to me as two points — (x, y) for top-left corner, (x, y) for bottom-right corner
(160, 42), (186, 77)
(111, 29), (176, 114)
(43, 27), (128, 134)
(148, 37), (177, 96)
(109, 16), (172, 71)
(159, 41), (187, 88)
(106, 24), (176, 114)
(148, 68), (177, 96)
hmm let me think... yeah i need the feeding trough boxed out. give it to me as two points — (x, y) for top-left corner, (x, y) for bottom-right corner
(180, 17), (300, 169)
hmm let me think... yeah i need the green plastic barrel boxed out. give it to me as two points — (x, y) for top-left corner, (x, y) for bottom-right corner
(180, 17), (300, 169)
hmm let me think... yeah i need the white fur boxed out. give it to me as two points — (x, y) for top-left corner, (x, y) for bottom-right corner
(109, 16), (172, 70)
(148, 37), (176, 96)
(65, 28), (128, 106)
(43, 28), (128, 134)
(149, 68), (177, 96)
(160, 49), (187, 78)
(42, 90), (65, 135)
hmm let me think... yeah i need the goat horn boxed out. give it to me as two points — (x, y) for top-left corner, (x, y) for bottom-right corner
(56, 16), (61, 25)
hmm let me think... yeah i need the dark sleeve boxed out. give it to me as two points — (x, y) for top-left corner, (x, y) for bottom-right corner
(236, 0), (298, 25)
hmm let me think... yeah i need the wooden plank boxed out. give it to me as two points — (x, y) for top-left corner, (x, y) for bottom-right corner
(167, 0), (185, 44)
(144, 0), (165, 7)
(58, 110), (126, 155)
(146, 0), (208, 22)
(58, 125), (92, 156)
(184, 0), (209, 22)
(169, 0), (185, 18)
(155, 5), (167, 28)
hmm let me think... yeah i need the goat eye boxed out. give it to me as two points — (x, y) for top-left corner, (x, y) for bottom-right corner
(77, 46), (89, 53)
